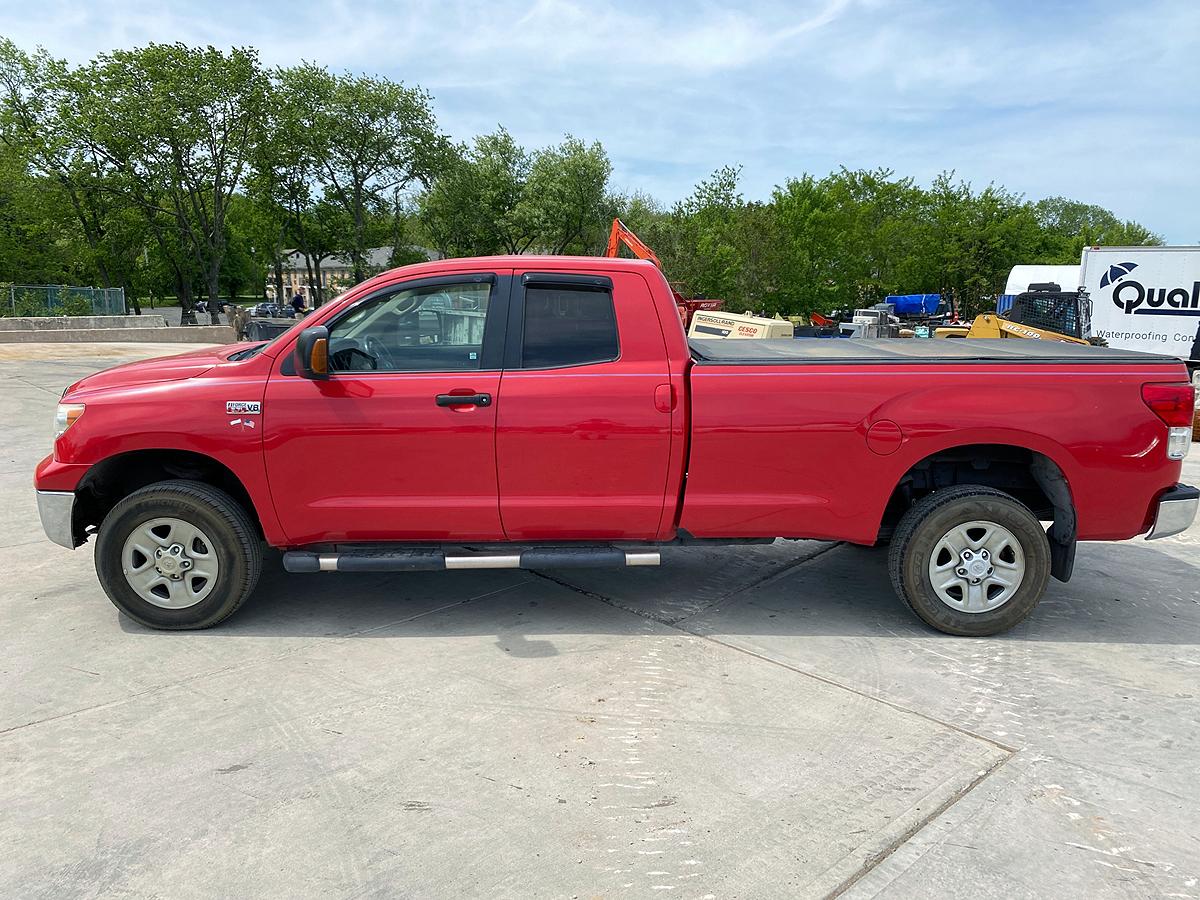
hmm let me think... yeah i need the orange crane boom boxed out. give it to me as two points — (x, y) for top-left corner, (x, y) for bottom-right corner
(603, 218), (723, 327)
(605, 218), (663, 269)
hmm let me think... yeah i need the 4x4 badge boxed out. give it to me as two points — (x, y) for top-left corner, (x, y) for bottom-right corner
(226, 401), (261, 415)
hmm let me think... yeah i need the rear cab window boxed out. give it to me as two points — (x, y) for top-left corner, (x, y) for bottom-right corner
(521, 285), (619, 369)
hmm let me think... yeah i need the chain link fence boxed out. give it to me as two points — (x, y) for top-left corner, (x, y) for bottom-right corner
(3, 284), (127, 317)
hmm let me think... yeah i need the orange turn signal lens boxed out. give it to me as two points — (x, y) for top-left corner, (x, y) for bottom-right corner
(311, 338), (329, 376)
(54, 403), (85, 440)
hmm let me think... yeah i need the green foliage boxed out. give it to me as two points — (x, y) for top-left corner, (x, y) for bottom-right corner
(64, 43), (271, 321)
(524, 136), (612, 254)
(420, 128), (533, 256)
(276, 63), (448, 284)
(8, 289), (48, 317)
(617, 167), (1163, 319)
(0, 146), (93, 284)
(0, 287), (107, 317)
(419, 130), (611, 257)
(61, 294), (91, 316)
(1033, 196), (1164, 262)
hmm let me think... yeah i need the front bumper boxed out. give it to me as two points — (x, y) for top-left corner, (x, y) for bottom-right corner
(36, 490), (76, 549)
(1145, 484), (1199, 540)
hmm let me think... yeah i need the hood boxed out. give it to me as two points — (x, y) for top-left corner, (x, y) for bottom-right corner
(65, 345), (241, 395)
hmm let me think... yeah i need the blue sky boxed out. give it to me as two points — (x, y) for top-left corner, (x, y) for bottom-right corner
(4, 0), (1198, 241)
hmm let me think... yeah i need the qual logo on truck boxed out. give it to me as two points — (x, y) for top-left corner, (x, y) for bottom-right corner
(225, 401), (261, 415)
(1099, 261), (1138, 289)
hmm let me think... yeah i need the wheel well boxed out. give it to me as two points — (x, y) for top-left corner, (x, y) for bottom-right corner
(73, 450), (262, 543)
(878, 443), (1076, 582)
(881, 444), (1055, 535)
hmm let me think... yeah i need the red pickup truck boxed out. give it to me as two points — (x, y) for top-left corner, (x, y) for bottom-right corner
(35, 256), (1197, 636)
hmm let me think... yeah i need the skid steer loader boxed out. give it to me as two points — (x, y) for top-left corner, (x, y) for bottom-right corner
(935, 283), (1104, 346)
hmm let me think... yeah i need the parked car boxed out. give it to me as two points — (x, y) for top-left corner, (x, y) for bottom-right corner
(35, 256), (1196, 634)
(250, 302), (284, 318)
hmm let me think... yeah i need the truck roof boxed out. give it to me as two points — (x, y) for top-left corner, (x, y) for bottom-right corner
(375, 255), (661, 279)
(1004, 264), (1080, 295)
(689, 338), (1181, 365)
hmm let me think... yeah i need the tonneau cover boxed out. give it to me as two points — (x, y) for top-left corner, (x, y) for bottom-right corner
(689, 337), (1180, 365)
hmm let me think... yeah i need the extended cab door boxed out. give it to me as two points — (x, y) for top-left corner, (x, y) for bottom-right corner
(495, 270), (676, 540)
(264, 272), (510, 544)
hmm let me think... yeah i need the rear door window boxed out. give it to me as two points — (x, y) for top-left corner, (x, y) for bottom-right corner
(521, 286), (619, 368)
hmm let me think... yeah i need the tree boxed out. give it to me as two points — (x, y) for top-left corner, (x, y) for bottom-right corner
(384, 187), (429, 268)
(0, 35), (1174, 327)
(280, 64), (448, 284)
(0, 38), (148, 310)
(62, 44), (270, 322)
(0, 144), (93, 286)
(223, 193), (278, 301)
(420, 128), (534, 256)
(420, 130), (613, 259)
(1034, 196), (1163, 261)
(523, 136), (611, 254)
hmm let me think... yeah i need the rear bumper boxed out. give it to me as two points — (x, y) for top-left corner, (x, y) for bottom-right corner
(36, 490), (77, 549)
(1145, 484), (1198, 540)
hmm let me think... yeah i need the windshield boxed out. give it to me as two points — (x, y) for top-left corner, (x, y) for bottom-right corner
(228, 285), (358, 360)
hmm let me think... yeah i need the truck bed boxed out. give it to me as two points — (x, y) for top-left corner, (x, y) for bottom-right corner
(688, 337), (1179, 365)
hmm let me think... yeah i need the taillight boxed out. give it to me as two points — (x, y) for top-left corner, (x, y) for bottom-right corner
(1142, 382), (1195, 461)
(1142, 383), (1195, 427)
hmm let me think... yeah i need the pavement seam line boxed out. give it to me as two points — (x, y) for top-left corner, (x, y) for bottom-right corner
(824, 751), (1014, 899)
(671, 540), (844, 625)
(530, 566), (1020, 896)
(13, 375), (63, 398)
(530, 564), (1017, 755)
(678, 631), (1018, 755)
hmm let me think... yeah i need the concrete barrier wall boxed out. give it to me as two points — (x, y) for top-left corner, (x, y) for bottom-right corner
(0, 325), (235, 344)
(0, 315), (169, 331)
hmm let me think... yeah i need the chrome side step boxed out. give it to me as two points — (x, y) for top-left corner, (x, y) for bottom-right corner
(282, 547), (661, 574)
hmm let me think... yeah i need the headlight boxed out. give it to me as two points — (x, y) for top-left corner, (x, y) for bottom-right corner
(54, 403), (85, 441)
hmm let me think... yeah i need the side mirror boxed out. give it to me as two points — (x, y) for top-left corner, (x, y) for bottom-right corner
(294, 326), (330, 380)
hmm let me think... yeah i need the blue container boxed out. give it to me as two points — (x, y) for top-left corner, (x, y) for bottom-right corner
(996, 294), (1015, 315)
(885, 294), (940, 316)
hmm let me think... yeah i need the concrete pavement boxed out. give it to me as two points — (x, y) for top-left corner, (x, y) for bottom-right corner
(2, 343), (1197, 898)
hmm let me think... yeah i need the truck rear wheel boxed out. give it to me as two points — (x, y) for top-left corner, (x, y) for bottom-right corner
(95, 480), (262, 630)
(888, 485), (1050, 636)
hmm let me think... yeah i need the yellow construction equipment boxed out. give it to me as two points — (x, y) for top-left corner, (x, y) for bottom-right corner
(935, 283), (1101, 345)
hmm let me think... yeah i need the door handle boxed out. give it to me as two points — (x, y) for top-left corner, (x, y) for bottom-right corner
(436, 392), (492, 407)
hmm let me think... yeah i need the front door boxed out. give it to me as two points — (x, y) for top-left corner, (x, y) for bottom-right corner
(264, 273), (511, 545)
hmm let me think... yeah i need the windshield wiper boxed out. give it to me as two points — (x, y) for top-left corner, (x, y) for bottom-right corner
(227, 342), (268, 361)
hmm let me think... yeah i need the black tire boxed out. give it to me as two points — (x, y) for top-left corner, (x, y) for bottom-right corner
(95, 480), (262, 629)
(888, 485), (1050, 636)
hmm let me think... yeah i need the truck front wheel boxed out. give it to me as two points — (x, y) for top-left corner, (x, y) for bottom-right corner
(95, 480), (262, 630)
(888, 485), (1051, 636)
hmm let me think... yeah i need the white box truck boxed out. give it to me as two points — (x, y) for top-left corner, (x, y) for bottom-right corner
(1082, 246), (1200, 361)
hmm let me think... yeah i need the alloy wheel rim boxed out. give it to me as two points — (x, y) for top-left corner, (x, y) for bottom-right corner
(121, 517), (219, 609)
(928, 519), (1025, 614)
